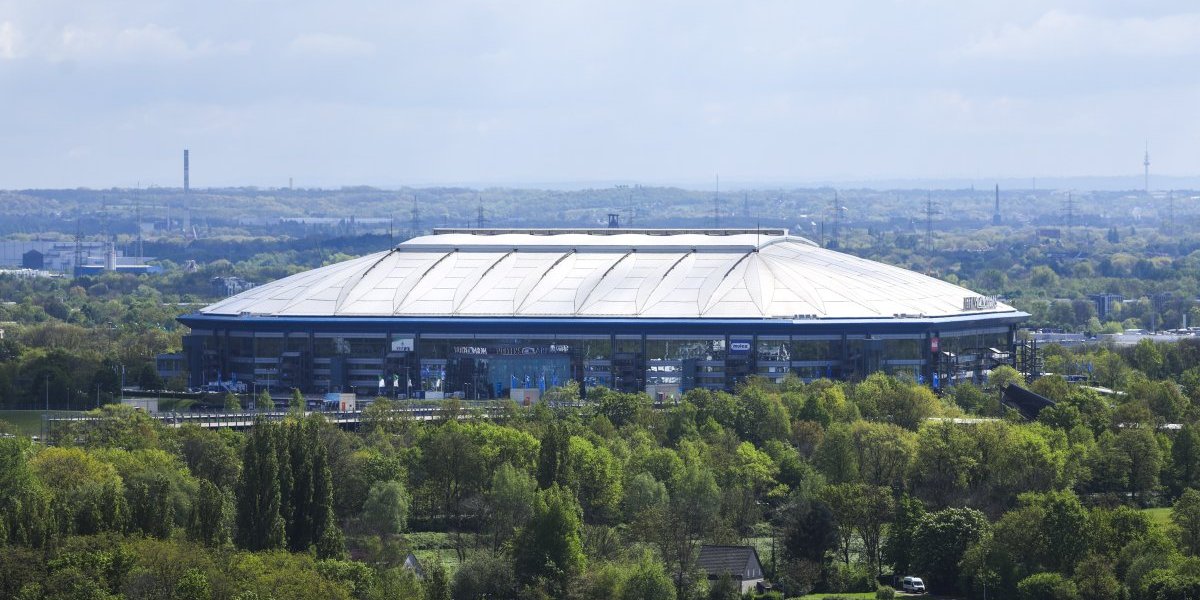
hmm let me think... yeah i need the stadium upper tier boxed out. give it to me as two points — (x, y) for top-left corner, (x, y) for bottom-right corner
(200, 228), (1020, 321)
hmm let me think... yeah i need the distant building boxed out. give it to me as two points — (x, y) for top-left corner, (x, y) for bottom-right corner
(697, 545), (766, 594)
(1088, 294), (1124, 320)
(156, 353), (186, 384)
(211, 276), (256, 297)
(1030, 331), (1090, 347)
(21, 249), (44, 270)
(0, 241), (151, 274)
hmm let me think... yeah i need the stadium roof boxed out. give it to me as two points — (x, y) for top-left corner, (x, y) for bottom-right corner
(200, 229), (1021, 320)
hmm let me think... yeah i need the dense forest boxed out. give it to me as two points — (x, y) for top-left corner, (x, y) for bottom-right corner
(5, 338), (1200, 600)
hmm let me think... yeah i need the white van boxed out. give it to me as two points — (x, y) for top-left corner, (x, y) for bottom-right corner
(902, 576), (926, 594)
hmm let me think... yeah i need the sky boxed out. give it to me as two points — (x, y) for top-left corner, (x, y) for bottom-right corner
(0, 1), (1197, 189)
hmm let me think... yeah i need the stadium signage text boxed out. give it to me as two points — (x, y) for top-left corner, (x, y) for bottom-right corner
(453, 344), (571, 356)
(962, 296), (998, 311)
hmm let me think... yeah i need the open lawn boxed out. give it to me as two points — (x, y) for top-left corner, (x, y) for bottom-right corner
(1144, 507), (1174, 531)
(0, 410), (84, 437)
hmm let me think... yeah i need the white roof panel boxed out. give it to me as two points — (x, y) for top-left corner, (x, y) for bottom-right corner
(200, 229), (1020, 320)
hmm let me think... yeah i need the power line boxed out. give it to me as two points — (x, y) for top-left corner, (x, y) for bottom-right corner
(923, 192), (940, 253)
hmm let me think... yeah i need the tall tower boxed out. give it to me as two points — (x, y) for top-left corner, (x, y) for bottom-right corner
(829, 191), (843, 249)
(409, 195), (421, 237)
(713, 174), (720, 228)
(992, 184), (1001, 226)
(1144, 142), (1150, 193)
(183, 149), (190, 193)
(476, 197), (488, 229)
(923, 192), (939, 253)
(1063, 192), (1074, 235)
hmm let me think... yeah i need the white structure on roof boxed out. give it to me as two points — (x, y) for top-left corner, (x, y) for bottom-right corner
(202, 229), (1019, 320)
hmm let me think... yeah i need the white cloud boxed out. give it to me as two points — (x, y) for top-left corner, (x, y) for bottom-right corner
(285, 33), (374, 59)
(50, 23), (248, 63)
(0, 21), (20, 59)
(967, 10), (1200, 60)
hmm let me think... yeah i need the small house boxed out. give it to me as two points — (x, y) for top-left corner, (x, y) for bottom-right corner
(402, 553), (425, 580)
(697, 545), (765, 594)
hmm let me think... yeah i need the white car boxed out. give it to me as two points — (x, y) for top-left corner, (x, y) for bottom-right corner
(902, 576), (926, 594)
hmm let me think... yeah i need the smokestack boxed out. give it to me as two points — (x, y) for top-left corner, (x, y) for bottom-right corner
(992, 184), (1001, 226)
(184, 149), (190, 193)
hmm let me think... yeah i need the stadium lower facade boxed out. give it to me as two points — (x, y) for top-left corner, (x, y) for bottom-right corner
(178, 229), (1028, 400)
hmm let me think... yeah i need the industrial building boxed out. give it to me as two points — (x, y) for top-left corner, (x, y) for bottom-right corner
(178, 229), (1028, 400)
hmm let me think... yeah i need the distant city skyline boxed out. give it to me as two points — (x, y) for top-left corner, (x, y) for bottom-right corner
(0, 1), (1197, 188)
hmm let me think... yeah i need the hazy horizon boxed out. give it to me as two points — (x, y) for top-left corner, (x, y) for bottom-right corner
(2, 1), (1197, 188)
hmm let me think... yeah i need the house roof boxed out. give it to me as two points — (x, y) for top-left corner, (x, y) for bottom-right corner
(697, 545), (762, 579)
(1001, 383), (1056, 419)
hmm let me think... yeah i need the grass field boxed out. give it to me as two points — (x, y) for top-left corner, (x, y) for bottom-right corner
(0, 410), (84, 436)
(1144, 507), (1173, 531)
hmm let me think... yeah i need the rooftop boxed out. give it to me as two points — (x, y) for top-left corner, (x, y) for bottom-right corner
(200, 229), (1023, 321)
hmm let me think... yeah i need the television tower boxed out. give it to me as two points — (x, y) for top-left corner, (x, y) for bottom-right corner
(1144, 142), (1150, 193)
(183, 149), (190, 193)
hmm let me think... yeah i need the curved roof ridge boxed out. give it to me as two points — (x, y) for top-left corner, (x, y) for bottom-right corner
(199, 235), (1023, 320)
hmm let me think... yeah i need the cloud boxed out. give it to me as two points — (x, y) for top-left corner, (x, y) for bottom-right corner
(966, 10), (1200, 60)
(0, 21), (19, 59)
(45, 23), (250, 63)
(285, 33), (374, 59)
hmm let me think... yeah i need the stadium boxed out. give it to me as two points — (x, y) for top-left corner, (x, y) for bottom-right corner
(178, 229), (1028, 401)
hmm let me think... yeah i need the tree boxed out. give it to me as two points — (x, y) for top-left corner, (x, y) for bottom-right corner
(30, 446), (127, 536)
(1018, 572), (1079, 600)
(1115, 427), (1163, 504)
(258, 389), (275, 412)
(424, 561), (452, 600)
(910, 508), (989, 594)
(311, 418), (345, 559)
(567, 435), (623, 523)
(620, 551), (677, 600)
(1173, 488), (1200, 556)
(1073, 554), (1119, 600)
(175, 425), (240, 491)
(0, 437), (53, 547)
(486, 463), (536, 553)
(188, 478), (230, 547)
(661, 461), (721, 597)
(235, 419), (286, 551)
(594, 388), (647, 428)
(513, 485), (586, 596)
(537, 421), (571, 489)
(707, 572), (740, 600)
(362, 480), (409, 536)
(451, 553), (516, 600)
(1170, 425), (1200, 496)
(735, 386), (791, 444)
(224, 392), (241, 412)
(883, 494), (925, 576)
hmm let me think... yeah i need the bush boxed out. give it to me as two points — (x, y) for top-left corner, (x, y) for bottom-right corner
(876, 585), (896, 600)
(1018, 572), (1079, 600)
(826, 563), (875, 593)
